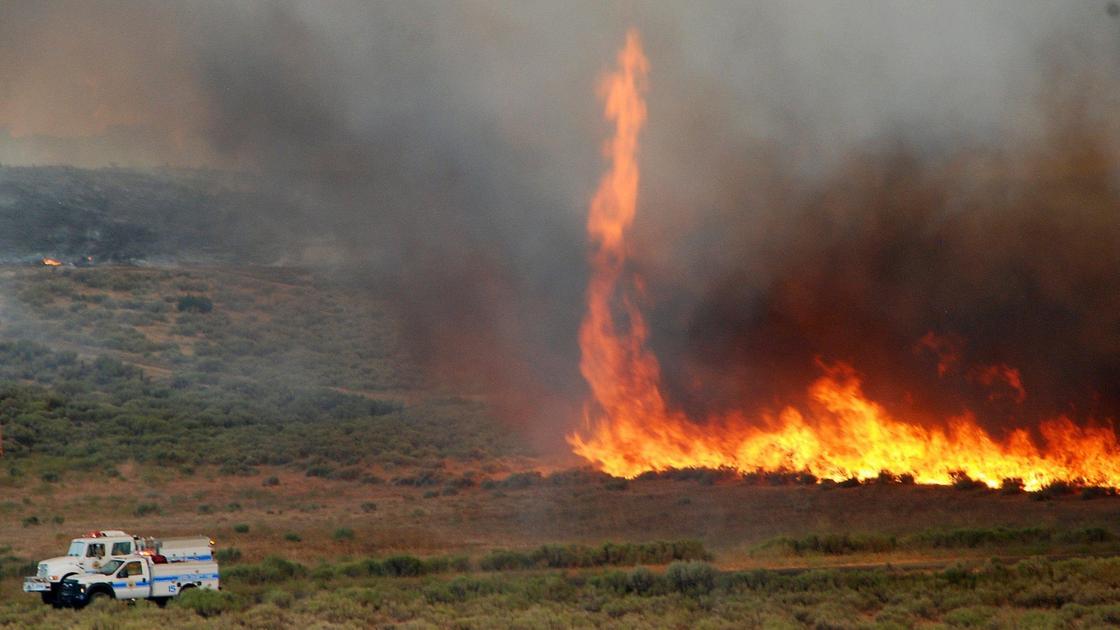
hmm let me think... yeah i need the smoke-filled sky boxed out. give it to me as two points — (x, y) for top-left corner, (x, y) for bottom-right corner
(2, 1), (1120, 447)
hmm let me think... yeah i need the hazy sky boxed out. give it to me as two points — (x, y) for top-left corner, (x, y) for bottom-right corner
(1, 1), (1115, 170)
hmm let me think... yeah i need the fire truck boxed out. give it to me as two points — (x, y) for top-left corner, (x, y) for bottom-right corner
(56, 552), (219, 608)
(22, 530), (214, 605)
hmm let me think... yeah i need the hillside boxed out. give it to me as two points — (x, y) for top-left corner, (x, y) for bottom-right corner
(0, 166), (303, 264)
(0, 265), (516, 470)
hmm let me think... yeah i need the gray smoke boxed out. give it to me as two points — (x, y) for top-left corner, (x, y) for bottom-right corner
(2, 1), (1119, 447)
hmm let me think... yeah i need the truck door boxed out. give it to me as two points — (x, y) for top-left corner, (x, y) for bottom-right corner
(85, 543), (107, 571)
(112, 561), (149, 600)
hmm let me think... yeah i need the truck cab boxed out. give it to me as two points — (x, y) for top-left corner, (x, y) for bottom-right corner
(24, 530), (137, 603)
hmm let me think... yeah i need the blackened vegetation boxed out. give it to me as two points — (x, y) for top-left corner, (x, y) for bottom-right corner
(547, 464), (1120, 499)
(176, 295), (213, 313)
(950, 471), (988, 491)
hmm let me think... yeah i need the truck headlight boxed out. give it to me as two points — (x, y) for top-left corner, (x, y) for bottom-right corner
(50, 576), (58, 581)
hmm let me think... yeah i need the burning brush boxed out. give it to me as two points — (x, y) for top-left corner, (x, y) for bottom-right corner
(568, 30), (1120, 492)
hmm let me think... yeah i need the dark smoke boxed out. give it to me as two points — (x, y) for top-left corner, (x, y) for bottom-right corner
(2, 2), (1120, 446)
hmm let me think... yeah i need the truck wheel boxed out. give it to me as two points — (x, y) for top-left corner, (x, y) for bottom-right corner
(39, 591), (55, 606)
(85, 590), (111, 608)
(152, 597), (169, 608)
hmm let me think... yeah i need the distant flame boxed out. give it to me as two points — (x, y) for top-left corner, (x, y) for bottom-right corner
(568, 30), (1120, 491)
(41, 258), (63, 267)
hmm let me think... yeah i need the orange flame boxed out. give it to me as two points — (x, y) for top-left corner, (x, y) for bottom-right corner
(41, 258), (63, 267)
(568, 30), (1120, 492)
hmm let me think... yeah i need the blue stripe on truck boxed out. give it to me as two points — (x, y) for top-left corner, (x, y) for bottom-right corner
(153, 573), (220, 582)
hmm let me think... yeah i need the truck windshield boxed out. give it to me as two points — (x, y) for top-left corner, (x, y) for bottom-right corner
(96, 560), (123, 575)
(66, 542), (85, 557)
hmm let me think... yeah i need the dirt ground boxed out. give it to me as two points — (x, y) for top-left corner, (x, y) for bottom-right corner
(4, 464), (1119, 569)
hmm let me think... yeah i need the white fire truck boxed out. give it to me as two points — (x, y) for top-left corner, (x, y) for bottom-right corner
(22, 530), (215, 605)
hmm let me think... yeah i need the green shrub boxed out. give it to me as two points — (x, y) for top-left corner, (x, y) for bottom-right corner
(477, 541), (711, 571)
(626, 566), (658, 595)
(423, 575), (505, 604)
(1057, 527), (1113, 544)
(916, 527), (1051, 549)
(219, 462), (257, 476)
(134, 503), (160, 517)
(383, 555), (424, 577)
(778, 533), (897, 555)
(499, 471), (542, 489)
(448, 555), (472, 572)
(666, 561), (716, 595)
(40, 471), (60, 483)
(174, 587), (238, 617)
(215, 547), (242, 563)
(310, 563), (337, 580)
(329, 467), (362, 481)
(361, 502), (377, 513)
(21, 516), (39, 527)
(332, 527), (354, 541)
(480, 550), (534, 571)
(261, 588), (293, 608)
(222, 556), (306, 584)
(233, 523), (250, 534)
(262, 476), (280, 487)
(283, 532), (301, 542)
(177, 295), (214, 314)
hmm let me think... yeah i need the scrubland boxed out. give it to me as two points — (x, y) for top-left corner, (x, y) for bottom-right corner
(3, 265), (1120, 628)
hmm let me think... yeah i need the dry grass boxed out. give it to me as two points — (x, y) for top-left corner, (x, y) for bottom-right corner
(4, 465), (1119, 569)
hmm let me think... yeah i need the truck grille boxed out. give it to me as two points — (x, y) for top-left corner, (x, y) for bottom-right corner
(37, 563), (48, 578)
(57, 579), (86, 606)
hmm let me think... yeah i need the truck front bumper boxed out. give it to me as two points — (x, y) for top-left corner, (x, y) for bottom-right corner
(23, 577), (52, 593)
(56, 580), (89, 606)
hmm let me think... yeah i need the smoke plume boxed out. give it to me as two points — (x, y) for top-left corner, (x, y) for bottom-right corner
(2, 1), (1120, 448)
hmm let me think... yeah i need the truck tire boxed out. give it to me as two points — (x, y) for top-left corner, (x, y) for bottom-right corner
(79, 587), (113, 609)
(152, 597), (169, 608)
